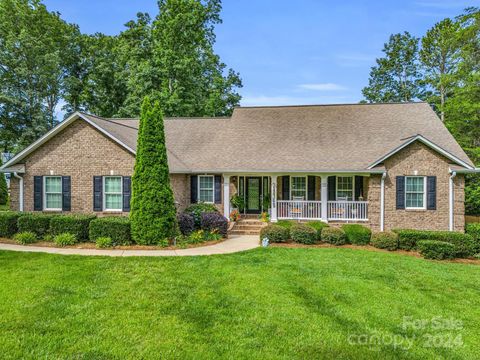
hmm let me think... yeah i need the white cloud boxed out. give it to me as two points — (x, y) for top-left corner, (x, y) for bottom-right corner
(297, 83), (347, 91)
(240, 94), (354, 107)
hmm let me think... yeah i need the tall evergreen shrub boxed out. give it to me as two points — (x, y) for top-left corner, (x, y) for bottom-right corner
(130, 98), (178, 244)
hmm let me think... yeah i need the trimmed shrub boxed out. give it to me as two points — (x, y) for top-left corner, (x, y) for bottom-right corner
(371, 231), (398, 251)
(0, 212), (22, 238)
(130, 98), (178, 245)
(393, 230), (420, 250)
(200, 212), (228, 237)
(89, 217), (131, 245)
(17, 214), (56, 239)
(342, 224), (371, 245)
(290, 223), (317, 244)
(260, 224), (289, 243)
(418, 240), (456, 260)
(13, 231), (37, 245)
(50, 215), (96, 241)
(466, 223), (480, 240)
(321, 227), (347, 245)
(466, 223), (480, 253)
(306, 221), (329, 240)
(177, 212), (195, 235)
(184, 202), (219, 228)
(54, 233), (77, 247)
(96, 237), (113, 249)
(393, 229), (476, 257)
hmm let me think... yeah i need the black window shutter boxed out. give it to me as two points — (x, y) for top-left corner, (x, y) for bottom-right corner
(34, 176), (43, 211)
(355, 176), (364, 200)
(214, 175), (222, 204)
(282, 176), (290, 200)
(62, 176), (71, 211)
(427, 176), (436, 210)
(122, 176), (131, 212)
(93, 176), (103, 211)
(190, 175), (198, 203)
(307, 176), (316, 200)
(328, 176), (336, 201)
(396, 176), (405, 209)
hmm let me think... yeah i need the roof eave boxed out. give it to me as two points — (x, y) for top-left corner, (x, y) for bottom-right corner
(367, 135), (475, 170)
(449, 167), (480, 174)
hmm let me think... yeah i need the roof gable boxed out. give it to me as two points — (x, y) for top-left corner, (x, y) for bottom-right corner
(367, 134), (474, 170)
(0, 112), (135, 172)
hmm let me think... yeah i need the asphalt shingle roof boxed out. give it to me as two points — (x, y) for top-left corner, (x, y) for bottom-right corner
(82, 102), (474, 173)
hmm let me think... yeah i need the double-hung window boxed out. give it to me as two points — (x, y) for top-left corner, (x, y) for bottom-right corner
(44, 176), (62, 210)
(405, 176), (426, 209)
(103, 176), (123, 211)
(291, 176), (307, 200)
(198, 175), (214, 203)
(337, 176), (353, 201)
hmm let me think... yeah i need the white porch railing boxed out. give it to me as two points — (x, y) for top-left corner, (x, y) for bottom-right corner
(276, 200), (368, 221)
(277, 200), (322, 220)
(327, 201), (368, 221)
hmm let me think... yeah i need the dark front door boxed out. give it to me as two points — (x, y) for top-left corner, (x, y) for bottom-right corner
(246, 177), (262, 214)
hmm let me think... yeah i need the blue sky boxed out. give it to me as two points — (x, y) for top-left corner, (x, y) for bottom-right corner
(44, 0), (478, 107)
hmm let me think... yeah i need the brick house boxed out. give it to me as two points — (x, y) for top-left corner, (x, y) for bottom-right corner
(1, 102), (478, 231)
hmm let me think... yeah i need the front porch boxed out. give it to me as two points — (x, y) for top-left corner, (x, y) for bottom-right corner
(223, 174), (370, 223)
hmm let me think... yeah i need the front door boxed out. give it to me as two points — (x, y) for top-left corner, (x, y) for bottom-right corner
(246, 177), (262, 214)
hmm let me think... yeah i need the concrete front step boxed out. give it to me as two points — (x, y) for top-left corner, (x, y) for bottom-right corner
(229, 220), (267, 235)
(237, 219), (265, 224)
(229, 230), (262, 235)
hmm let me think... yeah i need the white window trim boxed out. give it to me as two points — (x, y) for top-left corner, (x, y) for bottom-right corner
(103, 176), (123, 211)
(290, 176), (307, 200)
(198, 175), (215, 204)
(405, 176), (427, 210)
(43, 176), (62, 211)
(336, 176), (355, 201)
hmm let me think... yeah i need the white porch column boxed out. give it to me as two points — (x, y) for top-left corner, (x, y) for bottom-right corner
(321, 176), (328, 222)
(223, 175), (230, 219)
(271, 175), (278, 222)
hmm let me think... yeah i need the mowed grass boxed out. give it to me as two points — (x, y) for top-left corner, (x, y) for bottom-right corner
(0, 248), (479, 359)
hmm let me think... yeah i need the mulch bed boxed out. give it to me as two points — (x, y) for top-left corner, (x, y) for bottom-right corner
(0, 238), (224, 251)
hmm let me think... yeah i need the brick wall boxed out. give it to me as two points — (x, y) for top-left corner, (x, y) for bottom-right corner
(9, 119), (189, 213)
(367, 141), (465, 232)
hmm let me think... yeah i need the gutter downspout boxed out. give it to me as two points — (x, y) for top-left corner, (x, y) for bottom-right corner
(380, 172), (387, 232)
(13, 172), (24, 212)
(449, 171), (456, 232)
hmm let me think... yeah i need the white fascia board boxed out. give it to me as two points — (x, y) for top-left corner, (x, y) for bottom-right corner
(368, 135), (475, 170)
(183, 169), (386, 175)
(449, 167), (480, 174)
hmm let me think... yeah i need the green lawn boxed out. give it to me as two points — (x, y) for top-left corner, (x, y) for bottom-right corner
(0, 248), (479, 359)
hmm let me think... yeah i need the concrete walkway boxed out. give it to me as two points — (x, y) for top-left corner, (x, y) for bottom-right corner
(0, 235), (260, 257)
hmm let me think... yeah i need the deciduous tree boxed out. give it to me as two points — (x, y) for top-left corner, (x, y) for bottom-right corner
(362, 32), (424, 103)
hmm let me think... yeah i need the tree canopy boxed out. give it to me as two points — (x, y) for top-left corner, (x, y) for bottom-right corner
(362, 7), (480, 214)
(0, 0), (242, 153)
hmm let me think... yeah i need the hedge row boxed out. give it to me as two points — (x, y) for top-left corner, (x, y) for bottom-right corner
(259, 220), (480, 261)
(0, 212), (130, 245)
(394, 229), (478, 257)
